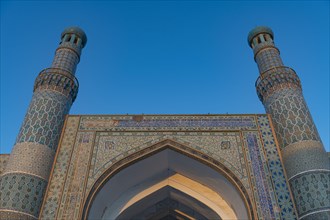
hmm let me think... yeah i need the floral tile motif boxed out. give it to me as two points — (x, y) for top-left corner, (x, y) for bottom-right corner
(243, 131), (277, 219)
(56, 132), (94, 220)
(86, 131), (248, 195)
(39, 116), (80, 220)
(257, 115), (297, 219)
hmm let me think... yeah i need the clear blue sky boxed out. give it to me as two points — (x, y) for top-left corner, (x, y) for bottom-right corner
(1, 1), (329, 153)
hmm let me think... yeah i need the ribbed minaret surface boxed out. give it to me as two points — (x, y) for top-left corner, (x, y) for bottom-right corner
(248, 26), (330, 220)
(0, 27), (87, 220)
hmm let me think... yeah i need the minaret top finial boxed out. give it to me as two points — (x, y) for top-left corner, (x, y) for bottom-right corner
(248, 26), (274, 47)
(61, 26), (87, 48)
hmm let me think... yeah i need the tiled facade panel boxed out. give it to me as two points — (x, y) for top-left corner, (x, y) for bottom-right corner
(3, 142), (55, 181)
(243, 132), (276, 219)
(56, 132), (94, 220)
(51, 48), (79, 74)
(0, 210), (37, 220)
(40, 115), (298, 220)
(257, 115), (297, 219)
(79, 115), (257, 131)
(256, 48), (283, 73)
(289, 171), (330, 219)
(301, 211), (330, 220)
(87, 131), (248, 193)
(39, 116), (80, 220)
(0, 155), (10, 176)
(33, 69), (79, 102)
(0, 173), (48, 218)
(16, 90), (71, 151)
(281, 140), (329, 179)
(263, 87), (320, 149)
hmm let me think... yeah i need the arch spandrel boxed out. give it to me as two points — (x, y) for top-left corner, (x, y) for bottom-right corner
(82, 140), (255, 220)
(86, 132), (250, 196)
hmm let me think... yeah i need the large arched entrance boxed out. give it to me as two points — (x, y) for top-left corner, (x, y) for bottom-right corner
(83, 141), (253, 219)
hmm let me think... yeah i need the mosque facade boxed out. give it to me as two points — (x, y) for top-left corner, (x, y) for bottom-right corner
(0, 26), (329, 220)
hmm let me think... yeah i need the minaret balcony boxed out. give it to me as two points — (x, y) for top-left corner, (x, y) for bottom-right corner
(33, 68), (79, 102)
(255, 66), (301, 102)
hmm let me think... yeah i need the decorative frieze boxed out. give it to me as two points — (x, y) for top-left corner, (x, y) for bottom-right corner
(34, 68), (79, 102)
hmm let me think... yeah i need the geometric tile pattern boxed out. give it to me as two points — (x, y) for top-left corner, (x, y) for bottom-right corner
(256, 66), (301, 103)
(2, 66), (79, 218)
(301, 211), (330, 220)
(3, 142), (55, 180)
(0, 210), (37, 220)
(34, 68), (79, 102)
(0, 173), (48, 218)
(251, 40), (274, 56)
(289, 171), (330, 219)
(255, 47), (283, 73)
(1, 86), (76, 219)
(243, 132), (276, 219)
(16, 90), (71, 151)
(83, 138), (255, 220)
(56, 132), (94, 220)
(40, 114), (298, 220)
(251, 29), (329, 219)
(51, 48), (79, 74)
(0, 154), (10, 176)
(280, 140), (329, 179)
(39, 116), (80, 220)
(79, 115), (257, 131)
(90, 133), (164, 180)
(257, 115), (298, 219)
(53, 31), (84, 73)
(263, 87), (320, 149)
(178, 133), (246, 179)
(1, 28), (84, 220)
(87, 132), (248, 195)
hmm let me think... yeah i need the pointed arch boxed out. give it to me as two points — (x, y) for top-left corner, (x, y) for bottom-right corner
(117, 185), (221, 220)
(82, 139), (254, 219)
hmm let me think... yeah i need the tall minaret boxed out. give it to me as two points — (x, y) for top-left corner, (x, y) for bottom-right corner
(248, 26), (330, 219)
(0, 27), (87, 220)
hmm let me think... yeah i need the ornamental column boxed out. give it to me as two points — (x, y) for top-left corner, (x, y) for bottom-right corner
(0, 27), (87, 220)
(248, 26), (329, 220)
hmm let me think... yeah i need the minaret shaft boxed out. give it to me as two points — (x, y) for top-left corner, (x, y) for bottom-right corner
(0, 27), (87, 220)
(248, 26), (330, 220)
(51, 48), (79, 74)
(255, 47), (283, 73)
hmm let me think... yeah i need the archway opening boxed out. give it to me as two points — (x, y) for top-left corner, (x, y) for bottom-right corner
(86, 147), (250, 219)
(117, 185), (221, 220)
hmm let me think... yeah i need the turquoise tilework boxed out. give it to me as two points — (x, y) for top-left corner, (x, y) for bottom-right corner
(257, 115), (297, 219)
(16, 90), (71, 151)
(244, 132), (277, 219)
(263, 88), (320, 149)
(290, 171), (330, 218)
(0, 173), (48, 218)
